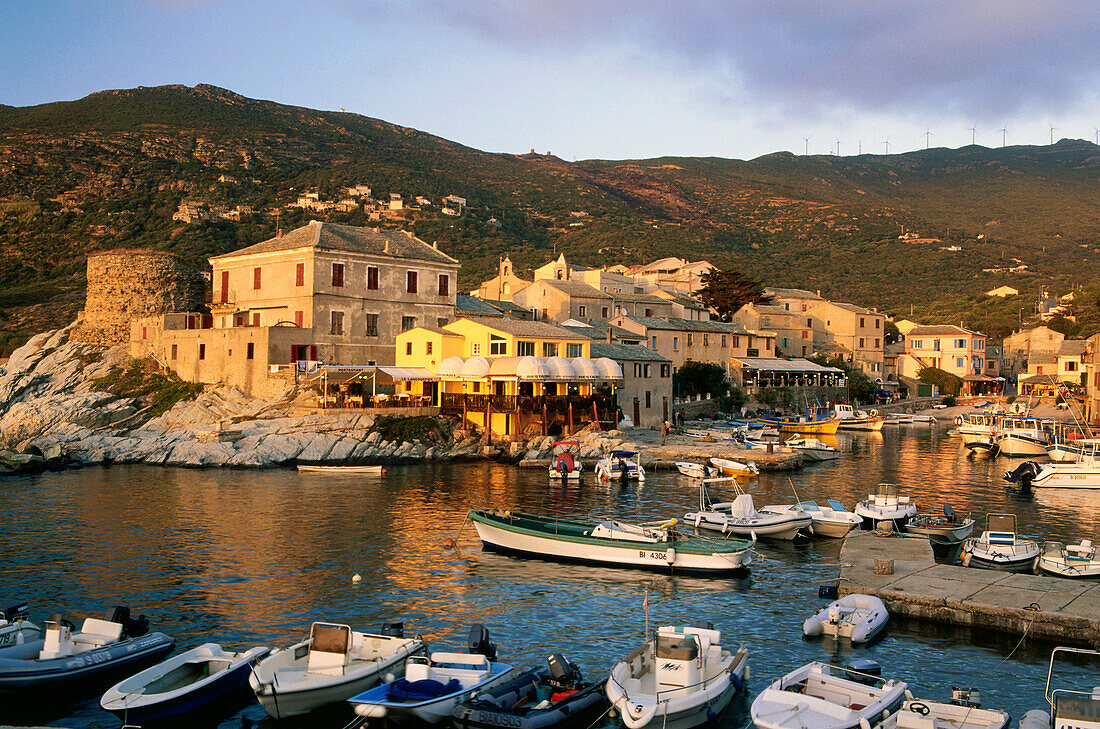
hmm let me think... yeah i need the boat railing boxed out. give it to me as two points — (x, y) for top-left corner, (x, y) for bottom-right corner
(1043, 646), (1100, 708)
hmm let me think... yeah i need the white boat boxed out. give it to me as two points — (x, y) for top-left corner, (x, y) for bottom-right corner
(785, 436), (839, 462)
(803, 594), (888, 643)
(911, 414), (937, 423)
(881, 694), (1010, 729)
(854, 484), (917, 530)
(885, 413), (915, 425)
(1019, 646), (1100, 729)
(956, 411), (998, 447)
(101, 643), (269, 723)
(350, 628), (514, 724)
(993, 415), (1050, 457)
(764, 500), (861, 538)
(250, 621), (426, 718)
(685, 492), (811, 541)
(675, 462), (712, 479)
(960, 514), (1041, 572)
(606, 622), (748, 729)
(751, 661), (908, 729)
(0, 603), (39, 650)
(297, 464), (385, 474)
(1027, 458), (1100, 489)
(903, 504), (976, 544)
(709, 457), (759, 479)
(834, 404), (886, 431)
(596, 450), (646, 482)
(548, 441), (584, 479)
(1047, 438), (1100, 462)
(1036, 540), (1100, 578)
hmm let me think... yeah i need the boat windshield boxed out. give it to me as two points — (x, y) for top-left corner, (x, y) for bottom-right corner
(826, 500), (847, 512)
(987, 514), (1017, 533)
(797, 501), (822, 512)
(874, 483), (899, 498)
(1043, 541), (1064, 556)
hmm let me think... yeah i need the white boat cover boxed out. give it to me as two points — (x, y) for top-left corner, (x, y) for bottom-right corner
(731, 494), (756, 519)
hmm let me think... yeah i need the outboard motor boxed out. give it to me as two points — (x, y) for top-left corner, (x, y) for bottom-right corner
(692, 620), (715, 631)
(944, 504), (958, 523)
(618, 459), (629, 486)
(381, 621), (405, 638)
(845, 659), (882, 685)
(468, 623), (497, 661)
(546, 652), (579, 686)
(1002, 461), (1039, 485)
(107, 606), (150, 637)
(3, 602), (30, 623)
(949, 686), (981, 708)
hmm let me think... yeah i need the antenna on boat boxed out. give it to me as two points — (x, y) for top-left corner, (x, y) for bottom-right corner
(642, 587), (649, 640)
(787, 477), (805, 507)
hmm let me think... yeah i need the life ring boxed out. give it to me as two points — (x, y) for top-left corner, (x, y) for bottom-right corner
(870, 409), (880, 416)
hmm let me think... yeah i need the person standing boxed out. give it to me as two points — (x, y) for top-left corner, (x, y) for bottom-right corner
(661, 419), (670, 444)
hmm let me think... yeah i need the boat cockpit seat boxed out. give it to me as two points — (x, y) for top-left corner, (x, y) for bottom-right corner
(897, 712), (937, 729)
(73, 617), (124, 646)
(307, 623), (351, 676)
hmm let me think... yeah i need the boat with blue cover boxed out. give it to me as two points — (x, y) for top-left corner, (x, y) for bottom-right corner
(0, 606), (173, 694)
(469, 509), (753, 575)
(101, 643), (269, 723)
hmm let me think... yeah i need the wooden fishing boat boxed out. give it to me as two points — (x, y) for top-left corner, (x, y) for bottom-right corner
(709, 457), (759, 478)
(468, 509), (753, 575)
(903, 504), (975, 544)
(297, 464), (385, 474)
(756, 412), (841, 435)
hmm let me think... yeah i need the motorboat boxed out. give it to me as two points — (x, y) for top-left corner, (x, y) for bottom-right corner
(833, 404), (886, 431)
(884, 413), (915, 425)
(709, 457), (760, 479)
(350, 625), (514, 724)
(784, 436), (839, 462)
(955, 412), (998, 447)
(756, 410), (841, 435)
(764, 500), (861, 538)
(685, 492), (812, 541)
(453, 653), (606, 729)
(101, 643), (270, 723)
(803, 594), (888, 644)
(606, 621), (748, 729)
(854, 483), (917, 530)
(250, 621), (426, 718)
(1019, 646), (1100, 729)
(0, 603), (40, 650)
(903, 504), (976, 544)
(751, 660), (907, 729)
(911, 414), (937, 423)
(1003, 458), (1100, 490)
(964, 436), (997, 455)
(595, 450), (646, 482)
(468, 509), (754, 575)
(960, 514), (1041, 572)
(1035, 540), (1100, 578)
(548, 441), (584, 480)
(675, 462), (712, 479)
(881, 691), (1010, 729)
(1047, 437), (1100, 462)
(993, 416), (1050, 457)
(0, 606), (173, 694)
(297, 464), (385, 473)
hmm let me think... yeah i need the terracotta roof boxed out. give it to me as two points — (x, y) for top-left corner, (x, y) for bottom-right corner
(209, 221), (458, 265)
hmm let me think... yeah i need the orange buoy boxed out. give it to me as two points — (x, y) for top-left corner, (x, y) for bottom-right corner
(443, 537), (456, 550)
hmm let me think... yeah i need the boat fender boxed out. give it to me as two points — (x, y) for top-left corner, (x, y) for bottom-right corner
(384, 672), (396, 683)
(729, 671), (743, 692)
(744, 664), (750, 680)
(859, 718), (871, 729)
(961, 551), (971, 567)
(665, 547), (676, 563)
(750, 530), (758, 543)
(904, 689), (914, 700)
(694, 515), (701, 528)
(707, 707), (718, 726)
(1032, 556), (1042, 575)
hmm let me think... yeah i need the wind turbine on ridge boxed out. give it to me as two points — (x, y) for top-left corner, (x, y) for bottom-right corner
(1001, 128), (1007, 147)
(968, 125), (977, 145)
(1049, 124), (1056, 145)
(804, 137), (809, 155)
(924, 128), (932, 149)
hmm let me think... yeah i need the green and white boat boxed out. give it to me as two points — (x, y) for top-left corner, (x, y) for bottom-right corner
(467, 509), (753, 575)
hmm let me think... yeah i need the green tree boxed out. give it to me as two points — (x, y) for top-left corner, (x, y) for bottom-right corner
(673, 361), (729, 398)
(696, 269), (771, 322)
(918, 366), (963, 397)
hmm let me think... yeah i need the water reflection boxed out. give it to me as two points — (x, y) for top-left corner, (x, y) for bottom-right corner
(0, 425), (1096, 728)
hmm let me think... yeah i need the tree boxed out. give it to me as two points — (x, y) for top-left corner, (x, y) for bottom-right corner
(673, 361), (729, 399)
(696, 269), (770, 322)
(810, 354), (876, 404)
(918, 366), (962, 397)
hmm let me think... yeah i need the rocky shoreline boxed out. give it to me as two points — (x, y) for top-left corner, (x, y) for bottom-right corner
(0, 327), (648, 475)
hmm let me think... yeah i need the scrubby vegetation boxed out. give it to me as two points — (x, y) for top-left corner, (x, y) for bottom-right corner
(367, 415), (450, 445)
(91, 358), (204, 417)
(918, 367), (963, 397)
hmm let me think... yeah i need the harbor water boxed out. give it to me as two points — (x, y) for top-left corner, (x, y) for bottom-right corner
(2, 423), (1098, 727)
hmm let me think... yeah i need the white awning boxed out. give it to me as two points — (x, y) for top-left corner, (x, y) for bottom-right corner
(729, 357), (844, 374)
(570, 357), (600, 380)
(594, 357), (624, 381)
(543, 356), (576, 380)
(488, 356), (551, 381)
(377, 366), (438, 382)
(437, 356), (465, 379)
(459, 356), (491, 380)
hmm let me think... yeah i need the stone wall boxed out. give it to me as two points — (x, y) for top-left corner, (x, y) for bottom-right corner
(73, 250), (207, 346)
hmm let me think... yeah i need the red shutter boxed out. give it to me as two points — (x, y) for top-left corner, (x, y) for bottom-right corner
(438, 274), (449, 296)
(253, 267), (261, 290)
(252, 313), (260, 327)
(220, 271), (229, 302)
(294, 311), (303, 327)
(309, 346), (317, 360)
(296, 263), (304, 287)
(407, 271), (417, 293)
(367, 267), (378, 290)
(332, 263), (344, 287)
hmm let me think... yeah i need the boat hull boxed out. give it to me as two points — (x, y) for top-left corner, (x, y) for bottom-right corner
(996, 434), (1049, 457)
(961, 541), (1041, 572)
(353, 665), (516, 724)
(758, 417), (841, 435)
(0, 632), (174, 694)
(904, 519), (975, 544)
(837, 417), (886, 432)
(854, 504), (916, 531)
(1030, 463), (1100, 489)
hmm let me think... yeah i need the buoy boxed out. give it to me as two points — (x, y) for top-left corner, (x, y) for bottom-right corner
(352, 573), (362, 583)
(382, 469), (387, 475)
(444, 537), (456, 550)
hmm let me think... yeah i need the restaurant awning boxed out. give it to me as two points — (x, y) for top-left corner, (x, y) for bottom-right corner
(962, 374), (997, 382)
(376, 366), (437, 382)
(729, 357), (844, 374)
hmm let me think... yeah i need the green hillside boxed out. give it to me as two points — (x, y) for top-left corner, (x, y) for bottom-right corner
(1, 83), (1097, 354)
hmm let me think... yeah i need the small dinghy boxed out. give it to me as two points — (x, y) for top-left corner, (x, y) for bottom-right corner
(685, 491), (811, 541)
(763, 500), (861, 538)
(1035, 539), (1100, 578)
(960, 514), (1040, 572)
(606, 621), (748, 729)
(549, 441), (584, 480)
(596, 450), (646, 482)
(0, 606), (172, 694)
(751, 660), (907, 729)
(854, 483), (917, 530)
(350, 625), (514, 724)
(709, 457), (760, 479)
(785, 437), (840, 462)
(250, 621), (425, 718)
(453, 652), (606, 729)
(101, 643), (269, 723)
(903, 504), (976, 545)
(676, 462), (712, 479)
(881, 690), (1010, 729)
(297, 464), (385, 473)
(0, 603), (40, 650)
(803, 594), (889, 644)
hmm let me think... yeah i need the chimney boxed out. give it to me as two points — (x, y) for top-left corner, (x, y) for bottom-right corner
(384, 240), (389, 254)
(606, 325), (612, 344)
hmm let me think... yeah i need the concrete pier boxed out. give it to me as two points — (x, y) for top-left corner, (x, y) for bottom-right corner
(838, 531), (1100, 645)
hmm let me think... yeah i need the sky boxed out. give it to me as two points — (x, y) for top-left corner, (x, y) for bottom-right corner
(3, 1), (1099, 160)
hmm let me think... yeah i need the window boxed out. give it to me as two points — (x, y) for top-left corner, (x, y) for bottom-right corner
(426, 341), (433, 355)
(686, 334), (693, 346)
(330, 311), (344, 335)
(645, 391), (651, 408)
(784, 303), (790, 310)
(567, 344), (582, 357)
(367, 266), (379, 290)
(782, 337), (788, 348)
(801, 304), (807, 312)
(1065, 361), (1078, 372)
(489, 335), (507, 355)
(954, 338), (965, 348)
(332, 262), (345, 287)
(542, 342), (557, 357)
(933, 340), (940, 351)
(296, 263), (305, 287)
(247, 343), (254, 360)
(703, 333), (709, 346)
(875, 338), (880, 348)
(472, 343), (481, 355)
(406, 270), (418, 294)
(556, 270), (563, 280)
(673, 336), (679, 351)
(142, 326), (147, 340)
(199, 343), (205, 360)
(401, 315), (416, 332)
(913, 339), (922, 349)
(801, 330), (809, 339)
(859, 338), (865, 348)
(643, 364), (651, 377)
(253, 267), (261, 290)
(220, 270), (229, 302)
(721, 335), (727, 347)
(1037, 365), (1044, 374)
(652, 336), (658, 349)
(875, 319), (880, 329)
(294, 310), (304, 328)
(517, 341), (535, 356)
(252, 312), (260, 327)
(763, 317), (770, 326)
(438, 273), (449, 296)
(732, 336), (740, 348)
(365, 313), (379, 337)
(645, 308), (654, 317)
(956, 357), (964, 367)
(860, 317), (865, 327)
(578, 305), (587, 317)
(601, 307), (609, 318)
(170, 344), (177, 360)
(634, 363), (642, 377)
(660, 364), (671, 377)
(406, 342), (413, 355)
(806, 318), (812, 327)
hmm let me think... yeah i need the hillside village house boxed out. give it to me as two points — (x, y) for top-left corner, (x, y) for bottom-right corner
(649, 289), (710, 321)
(1002, 325), (1065, 378)
(609, 315), (776, 375)
(734, 303), (811, 357)
(514, 279), (674, 324)
(394, 317), (626, 437)
(898, 324), (992, 394)
(1020, 340), (1091, 396)
(1085, 332), (1100, 425)
(131, 221), (458, 397)
(806, 301), (887, 377)
(628, 257), (714, 295)
(470, 256), (532, 302)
